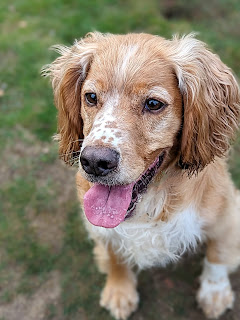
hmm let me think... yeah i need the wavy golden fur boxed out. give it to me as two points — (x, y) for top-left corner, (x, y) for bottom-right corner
(43, 32), (240, 320)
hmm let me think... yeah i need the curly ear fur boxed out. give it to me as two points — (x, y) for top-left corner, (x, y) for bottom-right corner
(42, 32), (104, 164)
(168, 34), (240, 174)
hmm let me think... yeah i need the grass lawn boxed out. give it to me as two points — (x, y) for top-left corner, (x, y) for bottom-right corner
(0, 0), (240, 319)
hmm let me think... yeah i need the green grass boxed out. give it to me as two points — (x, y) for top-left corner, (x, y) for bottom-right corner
(0, 0), (240, 319)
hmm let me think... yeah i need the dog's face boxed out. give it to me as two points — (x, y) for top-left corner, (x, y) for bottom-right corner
(80, 34), (182, 186)
(44, 32), (240, 228)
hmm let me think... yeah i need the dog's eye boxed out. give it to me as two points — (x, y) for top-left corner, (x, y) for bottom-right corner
(145, 99), (167, 112)
(85, 92), (97, 106)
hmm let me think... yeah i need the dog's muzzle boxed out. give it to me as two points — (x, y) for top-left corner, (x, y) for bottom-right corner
(82, 150), (166, 229)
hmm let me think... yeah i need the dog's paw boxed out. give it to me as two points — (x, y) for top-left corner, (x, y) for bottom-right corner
(100, 281), (139, 320)
(197, 278), (234, 319)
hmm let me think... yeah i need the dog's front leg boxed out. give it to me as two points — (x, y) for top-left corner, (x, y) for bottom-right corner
(197, 257), (234, 319)
(96, 244), (139, 320)
(197, 238), (238, 319)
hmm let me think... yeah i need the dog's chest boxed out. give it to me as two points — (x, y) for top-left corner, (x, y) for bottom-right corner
(86, 187), (204, 269)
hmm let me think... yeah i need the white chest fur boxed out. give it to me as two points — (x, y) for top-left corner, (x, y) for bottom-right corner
(85, 186), (204, 270)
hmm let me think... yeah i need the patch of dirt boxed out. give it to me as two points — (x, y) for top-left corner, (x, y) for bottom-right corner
(29, 209), (67, 252)
(1, 126), (78, 252)
(0, 271), (62, 320)
(132, 253), (240, 320)
(0, 250), (24, 304)
(27, 158), (77, 252)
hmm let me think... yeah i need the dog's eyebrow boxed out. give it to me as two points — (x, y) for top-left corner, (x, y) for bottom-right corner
(83, 79), (97, 91)
(148, 86), (172, 103)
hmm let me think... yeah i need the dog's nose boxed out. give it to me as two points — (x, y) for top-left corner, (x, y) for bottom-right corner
(80, 146), (120, 176)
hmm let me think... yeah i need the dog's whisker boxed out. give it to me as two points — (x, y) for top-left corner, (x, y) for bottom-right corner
(63, 155), (80, 164)
(59, 150), (80, 157)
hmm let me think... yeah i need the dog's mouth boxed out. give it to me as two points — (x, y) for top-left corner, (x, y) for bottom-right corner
(83, 151), (166, 228)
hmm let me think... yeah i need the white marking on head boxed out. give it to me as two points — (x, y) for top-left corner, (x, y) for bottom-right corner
(121, 45), (139, 73)
(102, 94), (120, 117)
(82, 92), (124, 150)
(115, 45), (139, 81)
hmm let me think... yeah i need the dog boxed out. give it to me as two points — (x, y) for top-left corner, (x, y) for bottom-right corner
(43, 32), (240, 319)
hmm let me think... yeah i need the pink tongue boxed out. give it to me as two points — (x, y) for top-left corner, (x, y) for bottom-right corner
(83, 183), (134, 228)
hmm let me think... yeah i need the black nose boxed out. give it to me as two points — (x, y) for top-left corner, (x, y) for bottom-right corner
(80, 146), (120, 176)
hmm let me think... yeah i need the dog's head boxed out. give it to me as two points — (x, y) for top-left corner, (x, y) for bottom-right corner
(43, 32), (240, 228)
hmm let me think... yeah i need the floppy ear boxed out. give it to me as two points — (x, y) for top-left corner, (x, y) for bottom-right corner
(169, 34), (240, 174)
(42, 32), (103, 164)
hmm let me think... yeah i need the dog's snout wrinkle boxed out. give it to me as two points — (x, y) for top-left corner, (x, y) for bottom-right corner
(80, 146), (120, 177)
